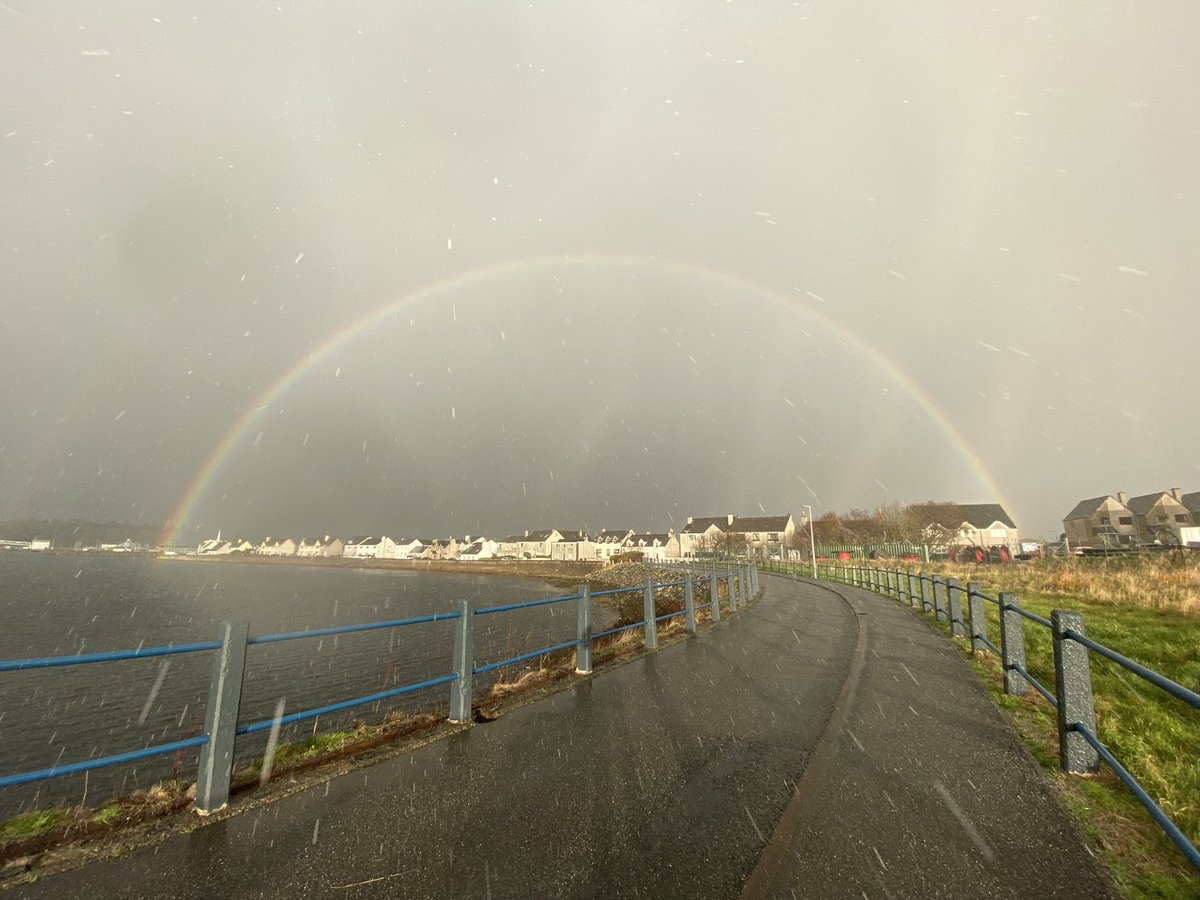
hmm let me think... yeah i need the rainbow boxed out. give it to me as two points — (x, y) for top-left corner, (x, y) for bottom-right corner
(163, 253), (1012, 545)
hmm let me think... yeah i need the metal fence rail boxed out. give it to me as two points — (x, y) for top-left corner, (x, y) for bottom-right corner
(0, 565), (757, 814)
(761, 558), (1200, 873)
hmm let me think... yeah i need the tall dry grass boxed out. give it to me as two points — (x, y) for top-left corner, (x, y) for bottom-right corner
(925, 554), (1200, 617)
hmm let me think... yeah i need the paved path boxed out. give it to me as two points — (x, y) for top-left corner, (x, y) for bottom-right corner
(11, 576), (1112, 899)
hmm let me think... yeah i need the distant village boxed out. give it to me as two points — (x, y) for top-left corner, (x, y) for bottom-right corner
(10, 490), (1193, 561)
(190, 514), (804, 563)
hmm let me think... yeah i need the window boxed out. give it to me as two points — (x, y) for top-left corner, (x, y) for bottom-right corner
(768, 533), (778, 541)
(1119, 516), (1133, 525)
(1100, 516), (1110, 525)
(1176, 514), (1189, 523)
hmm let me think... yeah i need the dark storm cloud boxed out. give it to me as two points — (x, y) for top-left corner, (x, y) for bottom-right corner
(2, 2), (1198, 541)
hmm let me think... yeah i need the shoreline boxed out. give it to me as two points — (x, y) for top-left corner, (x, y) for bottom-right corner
(97, 550), (604, 583)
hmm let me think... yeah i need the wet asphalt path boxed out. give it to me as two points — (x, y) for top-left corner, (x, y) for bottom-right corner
(10, 575), (1111, 899)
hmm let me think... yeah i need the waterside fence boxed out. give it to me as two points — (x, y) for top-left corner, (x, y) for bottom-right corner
(0, 563), (760, 816)
(762, 558), (1200, 872)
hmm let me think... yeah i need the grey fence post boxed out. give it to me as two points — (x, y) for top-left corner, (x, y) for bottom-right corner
(576, 584), (593, 674)
(967, 582), (987, 653)
(920, 574), (934, 614)
(731, 571), (740, 611)
(946, 577), (966, 637)
(684, 573), (697, 634)
(908, 571), (920, 608)
(1051, 610), (1099, 773)
(709, 572), (719, 618)
(450, 598), (474, 722)
(714, 576), (724, 622)
(195, 620), (249, 814)
(933, 575), (948, 623)
(999, 592), (1028, 695)
(643, 577), (658, 649)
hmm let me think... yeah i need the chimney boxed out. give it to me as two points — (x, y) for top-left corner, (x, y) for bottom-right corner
(727, 514), (734, 526)
(686, 516), (694, 525)
(524, 529), (529, 538)
(1117, 491), (1128, 506)
(1171, 488), (1182, 502)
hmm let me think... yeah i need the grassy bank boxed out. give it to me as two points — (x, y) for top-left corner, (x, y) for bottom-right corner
(855, 558), (1200, 898)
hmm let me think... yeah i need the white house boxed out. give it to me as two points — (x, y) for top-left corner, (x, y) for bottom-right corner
(679, 516), (733, 558)
(392, 538), (424, 559)
(728, 515), (797, 558)
(501, 529), (562, 559)
(342, 536), (399, 559)
(458, 539), (498, 561)
(297, 535), (344, 558)
(257, 537), (297, 556)
(550, 530), (590, 561)
(197, 536), (233, 555)
(591, 529), (633, 560)
(626, 531), (680, 562)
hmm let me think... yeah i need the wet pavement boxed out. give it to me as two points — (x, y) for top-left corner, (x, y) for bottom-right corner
(9, 575), (1112, 899)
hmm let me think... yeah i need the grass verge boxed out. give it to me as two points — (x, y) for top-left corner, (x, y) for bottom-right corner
(866, 560), (1200, 899)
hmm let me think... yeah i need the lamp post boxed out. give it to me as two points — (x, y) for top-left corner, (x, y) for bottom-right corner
(802, 504), (817, 577)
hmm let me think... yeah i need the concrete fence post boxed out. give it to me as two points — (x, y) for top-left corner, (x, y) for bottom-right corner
(967, 582), (987, 653)
(709, 572), (719, 618)
(888, 569), (897, 598)
(999, 592), (1028, 696)
(908, 571), (920, 608)
(449, 598), (474, 722)
(920, 574), (934, 614)
(713, 575), (723, 622)
(684, 573), (697, 634)
(576, 584), (593, 674)
(933, 575), (948, 623)
(732, 571), (741, 611)
(195, 621), (249, 814)
(1051, 610), (1099, 773)
(643, 577), (658, 649)
(946, 577), (966, 637)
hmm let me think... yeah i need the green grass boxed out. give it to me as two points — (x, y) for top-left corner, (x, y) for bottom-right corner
(0, 809), (68, 842)
(91, 805), (121, 826)
(805, 560), (1200, 898)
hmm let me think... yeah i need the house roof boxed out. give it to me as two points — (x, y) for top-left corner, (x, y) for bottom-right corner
(1127, 492), (1178, 516)
(683, 516), (728, 534)
(730, 515), (791, 533)
(346, 535), (371, 545)
(595, 529), (632, 544)
(501, 534), (525, 544)
(922, 503), (1016, 530)
(461, 541), (483, 555)
(1063, 496), (1114, 521)
(632, 532), (670, 545)
(524, 529), (557, 542)
(1182, 492), (1200, 514)
(556, 530), (587, 542)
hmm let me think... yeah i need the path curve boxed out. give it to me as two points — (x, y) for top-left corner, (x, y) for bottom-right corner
(9, 574), (1112, 898)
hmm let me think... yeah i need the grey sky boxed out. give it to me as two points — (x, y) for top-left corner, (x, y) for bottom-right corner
(2, 2), (1197, 542)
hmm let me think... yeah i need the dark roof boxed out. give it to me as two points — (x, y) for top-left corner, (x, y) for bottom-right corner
(461, 541), (483, 555)
(1063, 496), (1114, 521)
(595, 529), (632, 544)
(359, 536), (383, 546)
(730, 515), (791, 533)
(922, 503), (1016, 529)
(556, 530), (587, 542)
(501, 534), (525, 544)
(1182, 492), (1200, 514)
(346, 535), (371, 545)
(524, 529), (556, 542)
(1127, 492), (1176, 516)
(632, 533), (669, 544)
(683, 516), (728, 534)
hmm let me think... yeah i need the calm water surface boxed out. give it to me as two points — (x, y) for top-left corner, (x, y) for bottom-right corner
(0, 554), (607, 816)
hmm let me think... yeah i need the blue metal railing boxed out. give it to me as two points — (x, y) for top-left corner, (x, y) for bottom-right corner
(0, 736), (211, 789)
(0, 566), (751, 813)
(0, 641), (223, 671)
(763, 558), (1200, 873)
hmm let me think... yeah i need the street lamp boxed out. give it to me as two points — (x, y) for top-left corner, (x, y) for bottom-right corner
(802, 504), (817, 577)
